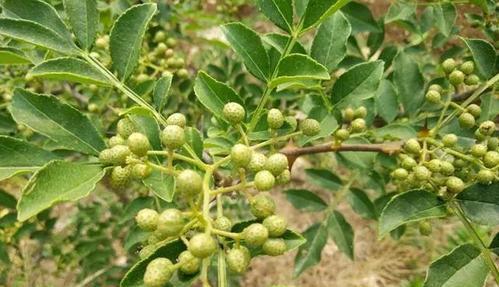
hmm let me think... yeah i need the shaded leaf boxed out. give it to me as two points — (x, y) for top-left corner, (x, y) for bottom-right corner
(327, 210), (354, 259)
(456, 182), (499, 226)
(393, 50), (425, 115)
(120, 197), (155, 224)
(301, 0), (351, 31)
(434, 3), (457, 37)
(462, 38), (497, 79)
(257, 0), (294, 32)
(305, 168), (342, 191)
(153, 74), (173, 113)
(341, 2), (381, 33)
(490, 233), (499, 256)
(63, 0), (98, 50)
(270, 54), (330, 88)
(0, 189), (17, 209)
(143, 171), (175, 202)
(348, 188), (377, 220)
(284, 189), (328, 212)
(375, 79), (399, 123)
(294, 223), (328, 277)
(0, 47), (31, 65)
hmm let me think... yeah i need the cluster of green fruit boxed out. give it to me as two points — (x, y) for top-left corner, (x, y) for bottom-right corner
(334, 106), (368, 142)
(392, 121), (498, 195)
(96, 102), (320, 286)
(98, 118), (152, 189)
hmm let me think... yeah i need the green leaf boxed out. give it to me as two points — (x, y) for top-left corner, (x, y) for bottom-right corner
(124, 226), (149, 251)
(17, 161), (105, 221)
(0, 18), (78, 55)
(110, 3), (157, 80)
(379, 190), (447, 236)
(183, 127), (203, 159)
(129, 113), (162, 150)
(120, 197), (155, 224)
(348, 188), (377, 220)
(120, 239), (198, 287)
(331, 60), (384, 108)
(336, 137), (376, 170)
(311, 12), (351, 72)
(456, 182), (499, 226)
(194, 71), (243, 120)
(257, 0), (294, 32)
(10, 89), (106, 155)
(153, 74), (173, 113)
(0, 47), (31, 65)
(305, 168), (342, 191)
(294, 223), (328, 277)
(424, 244), (489, 287)
(28, 57), (110, 86)
(490, 233), (499, 256)
(327, 210), (354, 259)
(393, 50), (425, 115)
(434, 3), (457, 37)
(0, 136), (59, 181)
(63, 0), (98, 50)
(373, 124), (417, 140)
(461, 38), (497, 79)
(270, 54), (330, 88)
(0, 189), (17, 209)
(143, 171), (175, 202)
(301, 0), (351, 31)
(2, 0), (72, 41)
(384, 2), (416, 24)
(341, 2), (381, 33)
(0, 241), (9, 264)
(284, 189), (328, 212)
(221, 22), (270, 81)
(262, 33), (307, 55)
(375, 79), (399, 123)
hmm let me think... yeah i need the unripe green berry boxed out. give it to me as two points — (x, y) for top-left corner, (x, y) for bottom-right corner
(267, 109), (284, 130)
(223, 102), (245, 125)
(440, 161), (455, 176)
(483, 151), (499, 168)
(335, 128), (350, 141)
(275, 169), (291, 184)
(165, 48), (174, 58)
(166, 113), (186, 128)
(231, 144), (252, 167)
(425, 90), (441, 103)
(429, 84), (443, 93)
(351, 118), (366, 133)
(99, 148), (114, 165)
(477, 169), (495, 184)
(487, 137), (498, 150)
(418, 221), (432, 236)
(131, 163), (152, 179)
(442, 58), (457, 73)
(343, 108), (354, 122)
(144, 258), (173, 287)
(110, 165), (131, 189)
(459, 61), (474, 75)
(265, 153), (288, 176)
(177, 68), (189, 78)
(214, 216), (232, 232)
(250, 193), (276, 219)
(243, 223), (269, 247)
(248, 152), (267, 172)
(404, 139), (421, 154)
(392, 168), (409, 180)
(466, 104), (481, 118)
(354, 106), (367, 119)
(470, 144), (487, 158)
(449, 70), (465, 86)
(95, 36), (109, 49)
(136, 74), (149, 83)
(156, 209), (184, 237)
(127, 132), (150, 156)
(464, 74), (480, 85)
(426, 159), (442, 173)
(161, 125), (185, 150)
(442, 134), (458, 147)
(414, 166), (431, 181)
(189, 233), (217, 258)
(178, 251), (201, 274)
(446, 176), (464, 193)
(285, 116), (298, 131)
(117, 118), (136, 139)
(300, 119), (321, 136)
(226, 246), (250, 274)
(109, 145), (132, 166)
(176, 169), (203, 197)
(136, 208), (159, 231)
(254, 170), (275, 191)
(401, 157), (417, 170)
(475, 129), (487, 141)
(154, 31), (166, 42)
(454, 159), (466, 168)
(263, 215), (287, 237)
(262, 238), (287, 256)
(479, 121), (496, 136)
(109, 135), (126, 147)
(458, 113), (475, 129)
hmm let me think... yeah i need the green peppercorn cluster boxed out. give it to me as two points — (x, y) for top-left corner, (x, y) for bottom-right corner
(392, 121), (498, 197)
(333, 106), (368, 142)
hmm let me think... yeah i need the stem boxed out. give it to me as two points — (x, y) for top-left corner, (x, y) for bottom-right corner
(217, 251), (227, 287)
(201, 258), (211, 287)
(451, 201), (499, 284)
(212, 228), (241, 240)
(281, 141), (403, 158)
(237, 124), (249, 145)
(210, 182), (254, 196)
(147, 151), (208, 170)
(252, 131), (303, 150)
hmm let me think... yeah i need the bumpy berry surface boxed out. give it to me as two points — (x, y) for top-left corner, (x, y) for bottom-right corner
(250, 193), (276, 219)
(109, 135), (125, 147)
(392, 168), (408, 180)
(354, 106), (367, 119)
(343, 108), (354, 122)
(335, 128), (350, 141)
(470, 144), (487, 158)
(300, 118), (320, 136)
(176, 169), (203, 197)
(467, 104), (481, 118)
(276, 169), (291, 184)
(458, 112), (475, 128)
(262, 238), (287, 256)
(110, 166), (131, 189)
(248, 152), (267, 172)
(265, 153), (288, 176)
(178, 250), (201, 274)
(166, 113), (187, 127)
(231, 144), (252, 167)
(161, 125), (185, 149)
(267, 108), (284, 130)
(226, 246), (250, 274)
(156, 209), (184, 237)
(243, 223), (269, 247)
(254, 170), (275, 191)
(131, 163), (152, 179)
(351, 118), (366, 133)
(414, 166), (431, 181)
(188, 233), (217, 258)
(449, 70), (465, 86)
(477, 170), (494, 184)
(425, 90), (441, 103)
(136, 208), (159, 231)
(419, 221), (432, 236)
(263, 215), (287, 237)
(459, 61), (474, 74)
(442, 134), (458, 147)
(214, 216), (232, 232)
(479, 121), (495, 136)
(143, 258), (173, 287)
(446, 176), (464, 193)
(128, 132), (151, 156)
(442, 58), (456, 73)
(223, 102), (245, 125)
(117, 118), (136, 139)
(483, 151), (499, 168)
(464, 74), (479, 85)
